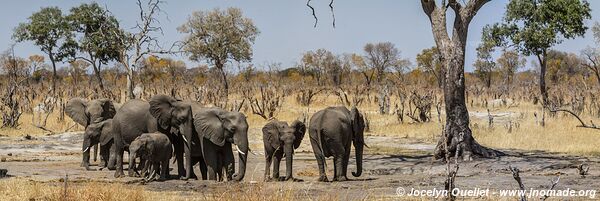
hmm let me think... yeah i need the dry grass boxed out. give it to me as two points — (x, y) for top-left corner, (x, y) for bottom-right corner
(0, 178), (350, 201)
(0, 178), (149, 201)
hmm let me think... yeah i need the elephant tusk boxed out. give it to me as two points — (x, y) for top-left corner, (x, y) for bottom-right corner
(235, 145), (246, 156)
(182, 135), (189, 144)
(83, 146), (90, 153)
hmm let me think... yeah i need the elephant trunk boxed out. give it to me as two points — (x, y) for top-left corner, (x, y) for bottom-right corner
(129, 151), (138, 176)
(232, 143), (248, 181)
(352, 140), (363, 177)
(284, 144), (294, 180)
(82, 140), (92, 170)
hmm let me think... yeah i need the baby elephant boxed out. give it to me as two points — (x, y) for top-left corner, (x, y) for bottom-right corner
(129, 132), (172, 181)
(262, 120), (306, 181)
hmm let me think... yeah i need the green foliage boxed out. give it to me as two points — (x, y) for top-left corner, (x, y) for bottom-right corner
(483, 0), (591, 56)
(178, 7), (259, 68)
(12, 7), (75, 63)
(67, 3), (127, 65)
(416, 47), (443, 87)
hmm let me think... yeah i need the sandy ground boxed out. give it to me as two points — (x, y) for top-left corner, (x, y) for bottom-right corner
(1, 132), (600, 200)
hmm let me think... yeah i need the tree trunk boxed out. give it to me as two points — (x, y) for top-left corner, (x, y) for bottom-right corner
(217, 62), (229, 100)
(537, 51), (549, 106)
(91, 62), (106, 95)
(126, 68), (135, 100)
(422, 0), (500, 160)
(49, 54), (57, 96)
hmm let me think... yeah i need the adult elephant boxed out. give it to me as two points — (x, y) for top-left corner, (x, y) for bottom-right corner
(111, 99), (186, 178)
(65, 98), (116, 170)
(82, 119), (114, 170)
(309, 106), (365, 182)
(149, 95), (249, 181)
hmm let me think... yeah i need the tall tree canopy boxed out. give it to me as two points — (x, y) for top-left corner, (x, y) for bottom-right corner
(482, 0), (591, 105)
(178, 7), (259, 97)
(416, 47), (443, 88)
(68, 2), (127, 93)
(13, 7), (75, 94)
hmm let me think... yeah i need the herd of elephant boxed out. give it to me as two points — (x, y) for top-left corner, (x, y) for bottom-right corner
(65, 94), (366, 182)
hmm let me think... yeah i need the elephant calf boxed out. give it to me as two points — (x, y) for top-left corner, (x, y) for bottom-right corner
(262, 120), (306, 181)
(129, 132), (172, 181)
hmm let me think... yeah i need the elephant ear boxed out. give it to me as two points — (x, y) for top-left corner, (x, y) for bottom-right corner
(194, 109), (226, 146)
(99, 119), (113, 146)
(350, 107), (364, 139)
(290, 120), (306, 149)
(262, 121), (282, 149)
(97, 99), (116, 119)
(149, 95), (178, 129)
(66, 98), (89, 127)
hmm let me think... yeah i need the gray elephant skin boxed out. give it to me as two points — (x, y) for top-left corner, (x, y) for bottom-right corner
(65, 98), (116, 170)
(262, 119), (306, 181)
(82, 119), (115, 170)
(111, 99), (186, 178)
(149, 94), (250, 181)
(309, 106), (366, 182)
(129, 132), (172, 181)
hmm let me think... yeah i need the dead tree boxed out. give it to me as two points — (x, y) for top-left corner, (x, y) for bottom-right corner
(406, 90), (432, 123)
(509, 166), (527, 201)
(245, 84), (285, 120)
(295, 87), (325, 107)
(422, 0), (502, 160)
(377, 84), (391, 114)
(548, 107), (600, 130)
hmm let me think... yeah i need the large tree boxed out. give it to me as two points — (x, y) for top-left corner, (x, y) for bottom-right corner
(421, 0), (500, 160)
(362, 42), (408, 86)
(496, 50), (525, 88)
(482, 0), (591, 106)
(67, 3), (126, 93)
(178, 7), (259, 98)
(473, 44), (496, 88)
(13, 7), (75, 94)
(116, 0), (172, 100)
(416, 47), (443, 88)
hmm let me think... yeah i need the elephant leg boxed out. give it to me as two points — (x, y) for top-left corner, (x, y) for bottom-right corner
(342, 147), (350, 179)
(198, 156), (208, 180)
(128, 154), (137, 177)
(202, 139), (219, 181)
(264, 153), (273, 181)
(334, 155), (347, 181)
(223, 144), (235, 181)
(159, 159), (169, 181)
(183, 141), (192, 180)
(107, 142), (117, 170)
(114, 148), (125, 178)
(99, 145), (110, 169)
(273, 150), (284, 181)
(311, 138), (328, 182)
(172, 137), (185, 179)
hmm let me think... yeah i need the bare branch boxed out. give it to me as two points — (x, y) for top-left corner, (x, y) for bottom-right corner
(547, 107), (600, 130)
(329, 0), (336, 28)
(307, 0), (318, 28)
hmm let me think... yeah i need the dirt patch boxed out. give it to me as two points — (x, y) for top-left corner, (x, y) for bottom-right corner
(0, 132), (599, 200)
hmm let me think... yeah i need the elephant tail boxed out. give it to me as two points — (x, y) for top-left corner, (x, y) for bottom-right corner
(317, 128), (327, 169)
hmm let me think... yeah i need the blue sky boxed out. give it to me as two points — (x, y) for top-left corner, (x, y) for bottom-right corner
(1, 0), (599, 72)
